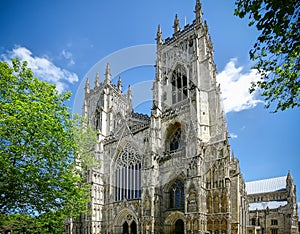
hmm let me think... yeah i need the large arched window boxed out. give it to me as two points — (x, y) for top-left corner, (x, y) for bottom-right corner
(169, 179), (185, 210)
(171, 64), (188, 104)
(115, 144), (141, 201)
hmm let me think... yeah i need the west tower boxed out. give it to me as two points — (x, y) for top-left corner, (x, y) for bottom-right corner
(147, 1), (247, 233)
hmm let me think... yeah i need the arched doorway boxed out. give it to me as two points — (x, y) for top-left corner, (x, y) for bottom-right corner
(122, 221), (128, 234)
(175, 219), (184, 234)
(114, 208), (139, 234)
(130, 220), (137, 234)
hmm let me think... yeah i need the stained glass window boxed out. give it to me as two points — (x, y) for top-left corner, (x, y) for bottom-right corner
(115, 144), (141, 201)
(169, 179), (184, 209)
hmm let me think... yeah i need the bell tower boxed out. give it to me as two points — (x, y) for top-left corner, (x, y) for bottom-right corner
(146, 2), (244, 233)
(152, 0), (226, 144)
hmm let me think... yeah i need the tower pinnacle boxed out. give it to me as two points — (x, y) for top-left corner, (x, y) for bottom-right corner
(156, 24), (163, 44)
(105, 63), (111, 82)
(127, 85), (133, 113)
(173, 14), (180, 34)
(118, 76), (122, 92)
(85, 77), (90, 94)
(95, 72), (100, 87)
(195, 0), (203, 24)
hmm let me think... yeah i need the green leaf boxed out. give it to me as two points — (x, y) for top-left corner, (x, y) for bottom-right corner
(0, 59), (92, 230)
(234, 0), (300, 112)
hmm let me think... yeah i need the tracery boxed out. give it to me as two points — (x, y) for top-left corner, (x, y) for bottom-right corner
(171, 64), (188, 104)
(115, 143), (141, 201)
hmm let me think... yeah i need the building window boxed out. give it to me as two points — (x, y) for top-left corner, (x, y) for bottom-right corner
(271, 219), (278, 226)
(115, 143), (141, 201)
(169, 179), (184, 210)
(271, 229), (278, 234)
(166, 122), (183, 152)
(95, 109), (101, 130)
(171, 64), (188, 104)
(170, 128), (181, 151)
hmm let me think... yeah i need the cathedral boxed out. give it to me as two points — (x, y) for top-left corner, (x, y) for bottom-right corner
(67, 1), (298, 233)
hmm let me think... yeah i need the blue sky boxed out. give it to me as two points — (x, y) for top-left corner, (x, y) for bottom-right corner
(1, 0), (299, 204)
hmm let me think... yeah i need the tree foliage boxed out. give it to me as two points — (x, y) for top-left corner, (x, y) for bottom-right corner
(0, 59), (93, 232)
(234, 0), (300, 111)
(0, 212), (66, 233)
(71, 114), (101, 170)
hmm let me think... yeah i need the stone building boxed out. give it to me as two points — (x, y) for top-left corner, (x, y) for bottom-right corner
(246, 172), (298, 234)
(67, 1), (298, 233)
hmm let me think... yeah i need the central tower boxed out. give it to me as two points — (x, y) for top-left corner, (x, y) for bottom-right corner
(145, 1), (247, 233)
(152, 0), (226, 146)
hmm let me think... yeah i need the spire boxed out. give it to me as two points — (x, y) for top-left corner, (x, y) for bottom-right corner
(204, 20), (208, 31)
(127, 85), (133, 113)
(156, 24), (163, 44)
(287, 171), (294, 185)
(127, 85), (132, 98)
(231, 151), (235, 161)
(95, 72), (100, 87)
(173, 14), (180, 34)
(117, 76), (122, 92)
(105, 63), (111, 82)
(85, 77), (90, 94)
(194, 0), (203, 24)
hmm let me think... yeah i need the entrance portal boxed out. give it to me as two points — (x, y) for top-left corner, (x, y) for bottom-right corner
(175, 219), (184, 234)
(122, 221), (128, 234)
(122, 220), (137, 234)
(130, 220), (137, 234)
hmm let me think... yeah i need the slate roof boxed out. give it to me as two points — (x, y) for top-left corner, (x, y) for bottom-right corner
(245, 176), (287, 195)
(249, 201), (287, 211)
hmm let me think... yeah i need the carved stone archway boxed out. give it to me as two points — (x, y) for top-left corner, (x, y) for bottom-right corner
(114, 208), (138, 234)
(164, 211), (185, 234)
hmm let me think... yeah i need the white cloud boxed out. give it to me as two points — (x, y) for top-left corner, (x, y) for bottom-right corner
(229, 133), (238, 139)
(2, 46), (78, 93)
(217, 58), (263, 113)
(61, 49), (75, 66)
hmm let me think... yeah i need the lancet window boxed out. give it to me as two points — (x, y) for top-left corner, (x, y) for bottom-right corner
(171, 64), (188, 104)
(115, 143), (141, 201)
(95, 109), (101, 130)
(169, 179), (185, 210)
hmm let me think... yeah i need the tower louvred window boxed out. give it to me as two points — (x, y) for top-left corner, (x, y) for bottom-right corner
(171, 64), (188, 104)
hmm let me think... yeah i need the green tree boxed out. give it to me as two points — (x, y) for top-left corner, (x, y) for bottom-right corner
(0, 59), (93, 232)
(71, 114), (101, 170)
(234, 0), (300, 111)
(0, 212), (67, 233)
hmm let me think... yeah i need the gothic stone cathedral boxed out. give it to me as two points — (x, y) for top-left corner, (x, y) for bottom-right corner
(68, 1), (298, 233)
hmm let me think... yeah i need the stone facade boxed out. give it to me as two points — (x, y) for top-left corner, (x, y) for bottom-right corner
(67, 1), (298, 233)
(246, 173), (298, 234)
